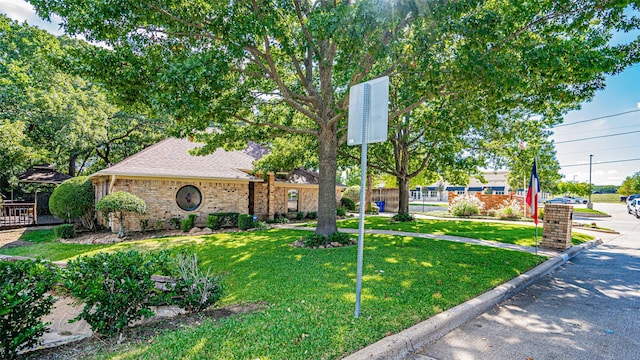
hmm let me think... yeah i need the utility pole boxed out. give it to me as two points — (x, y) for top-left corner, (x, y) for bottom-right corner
(588, 154), (593, 209)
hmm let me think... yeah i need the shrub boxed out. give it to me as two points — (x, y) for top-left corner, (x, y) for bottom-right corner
(168, 253), (224, 313)
(238, 214), (255, 230)
(295, 211), (305, 220)
(169, 217), (181, 229)
(328, 231), (352, 245)
(140, 218), (150, 232)
(49, 176), (95, 230)
(206, 214), (219, 230)
(96, 191), (146, 237)
(54, 224), (76, 239)
(306, 211), (317, 219)
(210, 212), (239, 228)
(341, 186), (360, 202)
(392, 213), (415, 222)
(254, 221), (269, 230)
(181, 218), (194, 232)
(495, 199), (523, 220)
(356, 203), (379, 214)
(153, 219), (166, 231)
(0, 259), (58, 360)
(538, 208), (544, 220)
(268, 214), (290, 224)
(336, 207), (347, 217)
(63, 250), (168, 336)
(487, 209), (497, 217)
(449, 194), (484, 216)
(340, 197), (356, 211)
(301, 233), (327, 247)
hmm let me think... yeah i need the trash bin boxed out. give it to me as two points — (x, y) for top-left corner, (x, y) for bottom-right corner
(375, 201), (385, 212)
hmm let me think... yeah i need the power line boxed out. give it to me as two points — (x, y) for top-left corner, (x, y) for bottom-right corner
(560, 144), (640, 155)
(555, 130), (640, 144)
(555, 109), (640, 128)
(561, 157), (640, 167)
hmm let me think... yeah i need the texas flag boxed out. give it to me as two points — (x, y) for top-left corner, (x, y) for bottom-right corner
(526, 159), (541, 224)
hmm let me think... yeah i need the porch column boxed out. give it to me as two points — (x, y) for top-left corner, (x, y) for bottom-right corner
(267, 172), (275, 220)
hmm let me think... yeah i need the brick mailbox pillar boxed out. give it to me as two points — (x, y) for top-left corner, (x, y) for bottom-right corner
(541, 204), (573, 250)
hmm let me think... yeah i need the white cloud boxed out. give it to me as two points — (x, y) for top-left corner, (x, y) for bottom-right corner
(1, 0), (65, 35)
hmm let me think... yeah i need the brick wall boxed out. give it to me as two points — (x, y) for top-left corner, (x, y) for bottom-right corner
(541, 204), (573, 250)
(448, 192), (529, 215)
(100, 178), (249, 232)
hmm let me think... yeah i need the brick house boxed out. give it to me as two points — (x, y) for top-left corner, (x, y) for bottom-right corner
(90, 138), (338, 232)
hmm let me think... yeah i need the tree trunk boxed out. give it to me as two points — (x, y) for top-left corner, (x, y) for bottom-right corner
(397, 176), (410, 215)
(315, 125), (338, 237)
(366, 170), (373, 212)
(68, 154), (77, 177)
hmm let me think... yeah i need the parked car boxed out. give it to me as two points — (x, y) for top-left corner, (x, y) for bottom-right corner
(544, 197), (573, 204)
(627, 195), (640, 214)
(567, 196), (588, 204)
(628, 198), (640, 218)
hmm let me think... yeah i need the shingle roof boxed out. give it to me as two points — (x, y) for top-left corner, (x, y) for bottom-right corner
(92, 138), (260, 181)
(18, 165), (72, 184)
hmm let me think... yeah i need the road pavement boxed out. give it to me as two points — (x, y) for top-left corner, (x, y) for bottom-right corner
(407, 202), (640, 360)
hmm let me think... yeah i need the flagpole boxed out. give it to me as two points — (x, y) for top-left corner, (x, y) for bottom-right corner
(535, 156), (539, 255)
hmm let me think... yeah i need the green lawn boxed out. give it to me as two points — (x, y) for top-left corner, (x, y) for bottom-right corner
(337, 217), (594, 246)
(590, 193), (624, 203)
(2, 228), (544, 359)
(572, 207), (609, 215)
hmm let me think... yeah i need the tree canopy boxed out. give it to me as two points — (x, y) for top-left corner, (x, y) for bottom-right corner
(26, 0), (640, 233)
(0, 14), (168, 193)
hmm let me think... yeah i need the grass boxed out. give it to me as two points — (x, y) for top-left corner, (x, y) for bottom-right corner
(572, 207), (609, 215)
(337, 217), (594, 246)
(590, 193), (624, 203)
(2, 228), (544, 359)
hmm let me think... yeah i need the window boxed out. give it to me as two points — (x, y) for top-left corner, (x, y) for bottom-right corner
(287, 189), (299, 212)
(176, 185), (202, 211)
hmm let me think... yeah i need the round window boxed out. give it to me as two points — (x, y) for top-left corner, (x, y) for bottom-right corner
(176, 185), (202, 212)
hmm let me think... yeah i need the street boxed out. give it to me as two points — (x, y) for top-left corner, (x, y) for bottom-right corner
(408, 203), (640, 360)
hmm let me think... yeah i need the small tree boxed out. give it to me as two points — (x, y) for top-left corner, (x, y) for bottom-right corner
(96, 191), (146, 237)
(49, 176), (95, 230)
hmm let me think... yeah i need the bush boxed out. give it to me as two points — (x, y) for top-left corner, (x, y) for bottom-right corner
(49, 176), (95, 230)
(63, 250), (168, 336)
(254, 221), (269, 230)
(168, 253), (224, 313)
(140, 218), (150, 232)
(238, 214), (255, 230)
(342, 186), (360, 202)
(495, 199), (523, 220)
(0, 259), (58, 360)
(538, 208), (544, 220)
(487, 209), (497, 217)
(169, 217), (181, 229)
(391, 213), (415, 222)
(328, 231), (353, 245)
(206, 214), (219, 230)
(306, 211), (317, 219)
(54, 224), (76, 239)
(181, 217), (194, 232)
(96, 191), (146, 237)
(340, 197), (356, 211)
(295, 212), (305, 220)
(301, 233), (327, 247)
(336, 207), (347, 217)
(449, 194), (484, 216)
(268, 214), (290, 224)
(209, 212), (239, 228)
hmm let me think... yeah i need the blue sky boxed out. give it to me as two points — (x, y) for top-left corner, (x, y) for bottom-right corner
(2, 0), (639, 186)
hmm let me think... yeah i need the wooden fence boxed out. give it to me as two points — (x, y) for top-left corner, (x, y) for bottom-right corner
(0, 203), (37, 228)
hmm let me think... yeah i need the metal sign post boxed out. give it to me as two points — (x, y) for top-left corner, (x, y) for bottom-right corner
(348, 76), (389, 318)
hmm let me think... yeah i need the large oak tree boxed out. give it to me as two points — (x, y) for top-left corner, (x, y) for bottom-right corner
(27, 0), (640, 234)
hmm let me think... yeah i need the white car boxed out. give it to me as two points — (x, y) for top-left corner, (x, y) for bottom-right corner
(629, 198), (640, 218)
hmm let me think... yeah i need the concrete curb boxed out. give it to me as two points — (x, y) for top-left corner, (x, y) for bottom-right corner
(342, 238), (603, 360)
